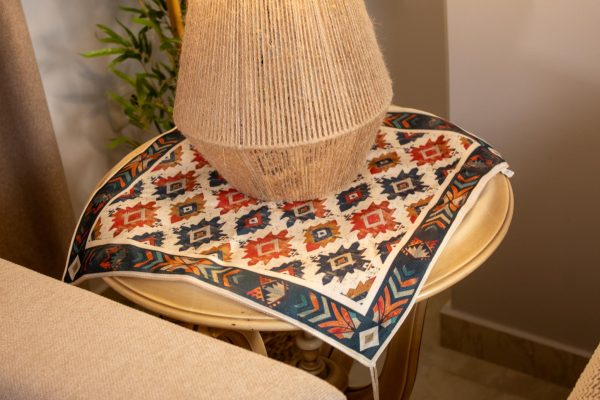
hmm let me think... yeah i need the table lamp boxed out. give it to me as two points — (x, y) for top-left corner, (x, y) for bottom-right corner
(174, 0), (392, 201)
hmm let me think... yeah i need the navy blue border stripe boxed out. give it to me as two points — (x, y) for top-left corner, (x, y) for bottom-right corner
(64, 114), (505, 361)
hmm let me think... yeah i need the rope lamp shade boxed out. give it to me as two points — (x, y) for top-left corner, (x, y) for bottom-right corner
(174, 0), (392, 201)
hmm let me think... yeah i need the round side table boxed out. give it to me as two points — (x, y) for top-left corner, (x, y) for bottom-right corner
(98, 139), (514, 400)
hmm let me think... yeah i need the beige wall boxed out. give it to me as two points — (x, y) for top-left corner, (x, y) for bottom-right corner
(22, 0), (134, 215)
(447, 0), (600, 353)
(365, 0), (448, 118)
(24, 0), (448, 215)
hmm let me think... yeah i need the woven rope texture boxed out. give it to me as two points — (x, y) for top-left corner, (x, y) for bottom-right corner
(174, 0), (392, 200)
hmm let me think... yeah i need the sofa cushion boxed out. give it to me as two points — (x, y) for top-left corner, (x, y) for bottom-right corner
(0, 259), (344, 400)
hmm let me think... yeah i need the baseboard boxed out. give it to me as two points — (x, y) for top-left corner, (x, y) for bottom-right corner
(440, 302), (590, 387)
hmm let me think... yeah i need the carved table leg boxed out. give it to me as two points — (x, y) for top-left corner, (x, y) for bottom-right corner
(197, 326), (268, 357)
(344, 300), (428, 400)
(294, 331), (348, 391)
(162, 315), (349, 390)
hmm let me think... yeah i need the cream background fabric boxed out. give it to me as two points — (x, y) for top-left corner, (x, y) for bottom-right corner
(0, 258), (344, 400)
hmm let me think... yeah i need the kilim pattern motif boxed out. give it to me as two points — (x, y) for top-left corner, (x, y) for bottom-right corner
(64, 107), (508, 366)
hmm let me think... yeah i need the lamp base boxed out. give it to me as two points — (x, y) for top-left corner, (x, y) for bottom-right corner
(186, 110), (386, 201)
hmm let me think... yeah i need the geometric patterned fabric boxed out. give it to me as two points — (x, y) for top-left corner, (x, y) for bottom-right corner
(63, 106), (509, 367)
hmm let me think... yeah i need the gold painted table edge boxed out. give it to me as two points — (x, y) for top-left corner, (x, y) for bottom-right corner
(103, 174), (513, 331)
(94, 135), (513, 397)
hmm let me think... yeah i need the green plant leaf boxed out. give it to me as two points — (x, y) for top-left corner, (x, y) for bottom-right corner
(81, 48), (126, 58)
(95, 24), (129, 46)
(108, 91), (135, 112)
(131, 17), (157, 29)
(84, 0), (187, 150)
(116, 20), (139, 48)
(110, 68), (136, 87)
(134, 74), (150, 104)
(108, 52), (135, 67)
(107, 136), (141, 150)
(119, 6), (143, 14)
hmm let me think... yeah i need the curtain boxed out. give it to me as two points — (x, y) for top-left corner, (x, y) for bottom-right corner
(0, 1), (74, 278)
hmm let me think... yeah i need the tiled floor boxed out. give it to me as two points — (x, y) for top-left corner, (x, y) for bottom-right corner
(411, 290), (571, 400)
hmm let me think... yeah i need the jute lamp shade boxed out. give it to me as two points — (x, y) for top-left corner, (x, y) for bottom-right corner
(174, 0), (392, 201)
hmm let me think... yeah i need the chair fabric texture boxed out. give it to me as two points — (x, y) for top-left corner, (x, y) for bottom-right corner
(0, 257), (344, 400)
(568, 344), (600, 400)
(174, 0), (393, 201)
(0, 1), (74, 278)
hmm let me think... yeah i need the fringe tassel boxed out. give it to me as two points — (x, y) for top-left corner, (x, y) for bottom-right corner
(370, 365), (380, 400)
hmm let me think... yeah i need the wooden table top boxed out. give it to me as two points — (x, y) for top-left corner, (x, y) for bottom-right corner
(101, 139), (513, 331)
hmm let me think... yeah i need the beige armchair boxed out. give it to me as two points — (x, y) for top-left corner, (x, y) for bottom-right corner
(0, 3), (343, 398)
(0, 258), (344, 399)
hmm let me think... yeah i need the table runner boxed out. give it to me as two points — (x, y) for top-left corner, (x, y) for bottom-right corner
(63, 106), (509, 375)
